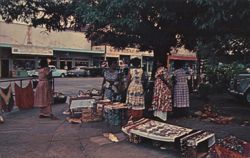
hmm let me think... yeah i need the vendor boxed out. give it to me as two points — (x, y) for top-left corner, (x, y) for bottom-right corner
(102, 59), (120, 102)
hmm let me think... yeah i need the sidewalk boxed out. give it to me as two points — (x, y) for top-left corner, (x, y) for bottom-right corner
(0, 99), (250, 158)
(0, 103), (178, 158)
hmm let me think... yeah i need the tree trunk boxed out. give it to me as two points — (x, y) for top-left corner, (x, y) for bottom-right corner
(151, 49), (168, 80)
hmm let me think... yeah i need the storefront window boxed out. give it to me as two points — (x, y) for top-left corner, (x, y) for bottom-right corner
(75, 58), (89, 67)
(93, 57), (103, 68)
(13, 59), (35, 70)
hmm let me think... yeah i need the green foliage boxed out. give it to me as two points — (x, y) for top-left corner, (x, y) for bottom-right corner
(0, 0), (249, 60)
(204, 62), (246, 93)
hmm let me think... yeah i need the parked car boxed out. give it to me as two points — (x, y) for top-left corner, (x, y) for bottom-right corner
(87, 67), (104, 77)
(67, 66), (90, 77)
(27, 65), (67, 78)
(228, 73), (250, 104)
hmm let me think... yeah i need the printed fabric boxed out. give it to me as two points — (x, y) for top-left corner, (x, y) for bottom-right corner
(152, 67), (172, 121)
(173, 68), (189, 108)
(126, 68), (144, 110)
(0, 84), (14, 112)
(103, 69), (120, 101)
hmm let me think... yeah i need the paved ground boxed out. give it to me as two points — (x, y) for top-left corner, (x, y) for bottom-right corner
(1, 77), (250, 158)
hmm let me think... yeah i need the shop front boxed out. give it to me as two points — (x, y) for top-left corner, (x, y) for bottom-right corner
(53, 49), (104, 70)
(167, 46), (198, 92)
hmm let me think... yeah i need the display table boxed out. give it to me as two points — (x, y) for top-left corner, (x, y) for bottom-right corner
(180, 130), (215, 158)
(122, 118), (193, 142)
(66, 96), (96, 114)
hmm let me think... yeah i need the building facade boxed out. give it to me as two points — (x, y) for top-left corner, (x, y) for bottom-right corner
(0, 22), (153, 78)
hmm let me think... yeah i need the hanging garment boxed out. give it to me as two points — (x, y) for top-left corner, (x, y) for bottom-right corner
(126, 68), (145, 110)
(103, 69), (120, 101)
(0, 84), (14, 112)
(173, 68), (190, 108)
(152, 67), (172, 121)
(14, 81), (34, 109)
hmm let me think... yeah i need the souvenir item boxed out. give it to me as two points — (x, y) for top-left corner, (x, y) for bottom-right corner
(180, 130), (215, 157)
(122, 118), (192, 142)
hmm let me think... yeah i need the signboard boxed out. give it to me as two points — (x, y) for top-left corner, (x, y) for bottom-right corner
(12, 44), (53, 56)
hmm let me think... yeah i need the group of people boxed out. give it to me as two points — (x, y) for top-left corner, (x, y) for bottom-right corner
(102, 58), (190, 122)
(0, 57), (190, 123)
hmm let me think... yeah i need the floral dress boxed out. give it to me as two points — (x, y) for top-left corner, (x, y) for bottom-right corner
(152, 66), (172, 121)
(103, 69), (119, 101)
(126, 68), (145, 110)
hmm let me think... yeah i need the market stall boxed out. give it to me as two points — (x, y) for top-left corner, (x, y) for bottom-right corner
(167, 45), (198, 92)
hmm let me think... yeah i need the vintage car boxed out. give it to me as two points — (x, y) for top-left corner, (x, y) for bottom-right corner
(67, 66), (90, 77)
(229, 73), (250, 104)
(27, 65), (67, 77)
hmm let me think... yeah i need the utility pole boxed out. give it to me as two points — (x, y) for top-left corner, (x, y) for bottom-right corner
(104, 44), (107, 60)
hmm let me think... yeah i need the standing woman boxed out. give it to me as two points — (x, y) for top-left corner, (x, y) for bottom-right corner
(102, 59), (120, 102)
(173, 60), (190, 117)
(152, 60), (172, 121)
(34, 58), (58, 120)
(126, 58), (145, 121)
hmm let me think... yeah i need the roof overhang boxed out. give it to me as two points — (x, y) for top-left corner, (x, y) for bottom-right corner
(169, 55), (197, 61)
(53, 48), (104, 54)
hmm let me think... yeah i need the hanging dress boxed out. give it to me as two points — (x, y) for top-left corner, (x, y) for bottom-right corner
(152, 66), (172, 121)
(126, 68), (145, 110)
(173, 68), (189, 108)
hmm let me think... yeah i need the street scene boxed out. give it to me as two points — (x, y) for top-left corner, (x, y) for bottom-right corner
(0, 0), (250, 158)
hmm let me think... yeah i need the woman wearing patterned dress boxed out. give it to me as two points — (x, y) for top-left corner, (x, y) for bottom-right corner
(126, 58), (145, 121)
(173, 60), (190, 117)
(152, 61), (172, 121)
(102, 60), (120, 102)
(34, 58), (58, 120)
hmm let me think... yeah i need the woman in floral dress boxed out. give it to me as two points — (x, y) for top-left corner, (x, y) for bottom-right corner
(152, 61), (172, 121)
(126, 58), (145, 121)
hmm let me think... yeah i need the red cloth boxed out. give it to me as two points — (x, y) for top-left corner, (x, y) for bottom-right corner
(14, 81), (34, 109)
(128, 109), (144, 121)
(209, 136), (250, 158)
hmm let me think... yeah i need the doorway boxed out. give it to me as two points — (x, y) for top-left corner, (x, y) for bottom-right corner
(1, 59), (9, 78)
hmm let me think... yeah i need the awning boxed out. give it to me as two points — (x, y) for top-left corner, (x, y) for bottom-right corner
(53, 48), (104, 54)
(169, 55), (197, 61)
(106, 54), (119, 58)
(12, 44), (53, 56)
(0, 43), (12, 48)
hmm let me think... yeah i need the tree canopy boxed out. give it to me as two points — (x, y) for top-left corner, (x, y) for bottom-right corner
(0, 0), (250, 62)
